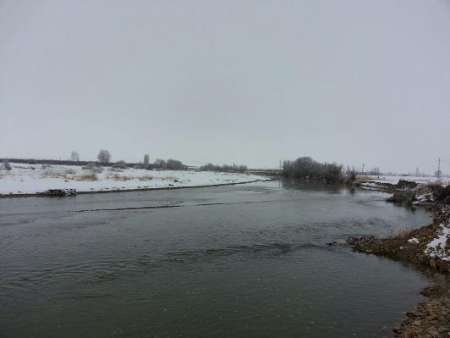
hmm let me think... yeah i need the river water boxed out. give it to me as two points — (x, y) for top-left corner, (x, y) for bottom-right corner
(0, 181), (432, 337)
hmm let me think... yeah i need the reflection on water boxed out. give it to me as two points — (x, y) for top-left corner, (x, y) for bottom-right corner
(0, 181), (432, 338)
(280, 178), (347, 192)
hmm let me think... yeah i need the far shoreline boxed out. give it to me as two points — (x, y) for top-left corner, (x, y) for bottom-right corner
(0, 178), (273, 199)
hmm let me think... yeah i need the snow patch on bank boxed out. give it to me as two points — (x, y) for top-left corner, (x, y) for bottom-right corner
(0, 163), (268, 195)
(425, 223), (450, 261)
(408, 237), (419, 244)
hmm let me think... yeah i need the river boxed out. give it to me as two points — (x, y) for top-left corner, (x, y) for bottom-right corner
(0, 181), (432, 337)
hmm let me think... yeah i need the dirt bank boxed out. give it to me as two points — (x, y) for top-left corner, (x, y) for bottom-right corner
(349, 179), (450, 337)
(349, 207), (450, 272)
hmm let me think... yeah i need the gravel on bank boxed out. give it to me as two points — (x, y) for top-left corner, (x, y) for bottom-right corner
(348, 179), (450, 338)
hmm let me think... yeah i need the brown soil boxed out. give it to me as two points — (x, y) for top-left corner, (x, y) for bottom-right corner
(348, 206), (450, 337)
(392, 280), (450, 338)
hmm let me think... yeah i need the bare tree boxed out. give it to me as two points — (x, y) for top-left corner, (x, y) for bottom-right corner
(282, 157), (344, 183)
(97, 149), (111, 164)
(71, 151), (80, 162)
(154, 159), (167, 169)
(166, 159), (186, 170)
(112, 160), (127, 169)
(2, 160), (12, 171)
(144, 154), (150, 166)
(199, 163), (247, 173)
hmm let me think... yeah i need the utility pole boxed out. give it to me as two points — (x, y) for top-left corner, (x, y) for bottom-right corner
(437, 158), (441, 178)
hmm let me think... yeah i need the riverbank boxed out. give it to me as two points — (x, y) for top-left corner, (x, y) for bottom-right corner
(0, 163), (269, 197)
(350, 177), (450, 337)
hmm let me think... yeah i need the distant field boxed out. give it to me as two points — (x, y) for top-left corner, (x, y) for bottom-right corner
(366, 175), (449, 186)
(0, 163), (267, 195)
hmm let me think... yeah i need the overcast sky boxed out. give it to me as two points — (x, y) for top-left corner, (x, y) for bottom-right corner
(1, 0), (449, 173)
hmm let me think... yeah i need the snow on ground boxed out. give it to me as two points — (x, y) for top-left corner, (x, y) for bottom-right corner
(357, 182), (381, 190)
(408, 237), (420, 244)
(366, 175), (449, 186)
(0, 163), (268, 195)
(425, 223), (450, 261)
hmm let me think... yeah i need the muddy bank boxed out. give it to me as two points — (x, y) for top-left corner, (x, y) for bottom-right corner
(349, 179), (450, 337)
(349, 226), (450, 336)
(394, 280), (450, 338)
(349, 207), (450, 273)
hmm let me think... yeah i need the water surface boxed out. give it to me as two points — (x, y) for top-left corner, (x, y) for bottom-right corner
(0, 181), (432, 337)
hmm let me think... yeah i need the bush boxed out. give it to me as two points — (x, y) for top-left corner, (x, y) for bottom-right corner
(64, 168), (76, 175)
(345, 167), (357, 182)
(97, 149), (111, 164)
(166, 159), (187, 170)
(70, 151), (80, 162)
(430, 184), (450, 204)
(112, 160), (128, 169)
(153, 159), (167, 170)
(2, 160), (12, 171)
(199, 163), (247, 173)
(74, 174), (98, 181)
(143, 154), (150, 166)
(282, 157), (344, 184)
(82, 162), (103, 173)
(152, 159), (187, 170)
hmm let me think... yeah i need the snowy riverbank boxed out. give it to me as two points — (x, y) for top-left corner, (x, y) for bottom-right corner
(354, 173), (450, 263)
(0, 163), (268, 196)
(365, 175), (450, 186)
(348, 180), (450, 337)
(348, 207), (450, 337)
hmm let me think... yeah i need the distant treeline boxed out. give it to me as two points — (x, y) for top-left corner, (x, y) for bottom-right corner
(0, 158), (97, 167)
(149, 159), (187, 170)
(282, 157), (355, 184)
(199, 163), (248, 173)
(0, 157), (188, 171)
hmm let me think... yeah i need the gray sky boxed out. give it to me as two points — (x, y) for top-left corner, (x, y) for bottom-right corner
(1, 0), (449, 173)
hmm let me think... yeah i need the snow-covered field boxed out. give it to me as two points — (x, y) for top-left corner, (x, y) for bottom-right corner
(366, 175), (449, 186)
(0, 163), (267, 195)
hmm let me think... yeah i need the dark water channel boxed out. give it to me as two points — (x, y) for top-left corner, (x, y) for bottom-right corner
(0, 181), (432, 337)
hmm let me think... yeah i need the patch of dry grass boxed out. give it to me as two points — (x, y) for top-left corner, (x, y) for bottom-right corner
(160, 176), (176, 181)
(108, 174), (154, 181)
(138, 176), (153, 181)
(392, 227), (414, 239)
(109, 174), (133, 181)
(73, 174), (98, 181)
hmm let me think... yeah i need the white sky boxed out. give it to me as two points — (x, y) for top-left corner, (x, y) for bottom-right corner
(1, 0), (449, 173)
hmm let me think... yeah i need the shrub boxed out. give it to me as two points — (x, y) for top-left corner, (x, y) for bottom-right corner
(153, 159), (167, 169)
(70, 151), (80, 162)
(83, 162), (103, 173)
(166, 159), (187, 170)
(430, 184), (450, 204)
(282, 157), (344, 184)
(2, 160), (12, 171)
(97, 149), (111, 164)
(152, 159), (187, 170)
(112, 160), (128, 169)
(199, 163), (247, 173)
(74, 174), (98, 181)
(144, 154), (150, 166)
(392, 227), (413, 239)
(64, 168), (76, 175)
